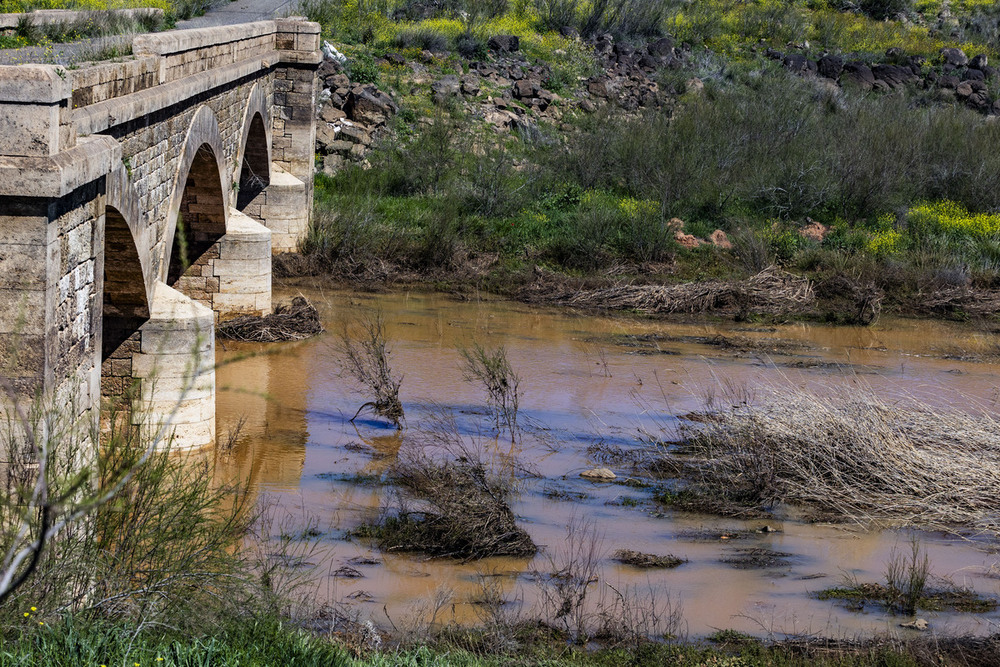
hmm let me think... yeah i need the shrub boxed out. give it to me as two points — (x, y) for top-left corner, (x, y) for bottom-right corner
(346, 50), (380, 84)
(860, 0), (913, 20)
(534, 0), (579, 32)
(455, 31), (487, 58)
(392, 26), (450, 52)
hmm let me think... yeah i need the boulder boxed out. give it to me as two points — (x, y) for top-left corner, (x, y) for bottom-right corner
(871, 64), (917, 88)
(322, 154), (344, 176)
(782, 53), (811, 74)
(385, 52), (405, 67)
(962, 68), (986, 82)
(674, 231), (703, 249)
(319, 104), (347, 123)
(709, 230), (732, 249)
(970, 53), (989, 70)
(323, 139), (353, 154)
(955, 81), (974, 98)
(900, 618), (929, 631)
(587, 77), (614, 98)
(938, 74), (960, 89)
(324, 72), (350, 90)
(344, 86), (397, 126)
(512, 79), (537, 99)
(799, 220), (830, 242)
(488, 34), (520, 53)
(613, 42), (635, 57)
(840, 62), (875, 90)
(315, 123), (339, 152)
(431, 75), (461, 105)
(638, 55), (660, 70)
(339, 124), (371, 145)
(461, 74), (481, 96)
(579, 98), (597, 113)
(648, 37), (673, 56)
(941, 47), (969, 66)
(817, 54), (844, 80)
(580, 467), (616, 480)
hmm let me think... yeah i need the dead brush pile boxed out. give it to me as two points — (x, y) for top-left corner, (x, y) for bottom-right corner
(521, 266), (814, 316)
(676, 386), (1000, 535)
(217, 296), (323, 342)
(374, 419), (536, 561)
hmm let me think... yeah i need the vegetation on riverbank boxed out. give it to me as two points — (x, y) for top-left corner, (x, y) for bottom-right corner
(292, 0), (1000, 323)
(7, 612), (1000, 665)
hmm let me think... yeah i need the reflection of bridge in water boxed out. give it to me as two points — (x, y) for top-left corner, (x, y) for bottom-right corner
(0, 19), (320, 449)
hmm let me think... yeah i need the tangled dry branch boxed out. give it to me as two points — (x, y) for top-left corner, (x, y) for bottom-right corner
(375, 416), (535, 561)
(676, 386), (1000, 536)
(217, 297), (324, 342)
(522, 266), (814, 316)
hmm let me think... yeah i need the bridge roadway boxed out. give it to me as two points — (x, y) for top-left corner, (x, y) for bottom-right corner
(0, 18), (320, 449)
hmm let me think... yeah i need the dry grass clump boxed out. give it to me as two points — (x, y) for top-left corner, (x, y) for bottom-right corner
(677, 385), (1000, 535)
(523, 267), (814, 316)
(217, 297), (323, 342)
(373, 415), (536, 561)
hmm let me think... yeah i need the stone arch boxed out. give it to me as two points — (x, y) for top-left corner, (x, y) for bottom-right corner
(162, 104), (229, 287)
(106, 166), (155, 303)
(101, 204), (150, 362)
(234, 83), (272, 211)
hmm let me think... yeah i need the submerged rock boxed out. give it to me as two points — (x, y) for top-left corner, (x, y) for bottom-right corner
(581, 467), (616, 480)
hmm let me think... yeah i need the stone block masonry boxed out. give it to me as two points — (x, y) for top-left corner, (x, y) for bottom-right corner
(0, 18), (319, 450)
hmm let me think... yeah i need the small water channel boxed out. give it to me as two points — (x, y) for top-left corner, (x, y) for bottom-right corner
(212, 287), (1000, 639)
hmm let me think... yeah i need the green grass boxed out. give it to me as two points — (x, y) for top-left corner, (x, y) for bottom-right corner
(0, 614), (955, 666)
(0, 616), (352, 666)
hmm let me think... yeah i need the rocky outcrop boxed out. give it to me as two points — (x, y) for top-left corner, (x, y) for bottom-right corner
(769, 44), (999, 115)
(315, 57), (397, 174)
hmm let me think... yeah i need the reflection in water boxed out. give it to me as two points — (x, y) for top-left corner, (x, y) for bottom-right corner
(212, 288), (1000, 638)
(214, 343), (310, 489)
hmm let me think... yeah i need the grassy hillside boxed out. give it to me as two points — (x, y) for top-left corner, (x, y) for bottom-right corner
(297, 0), (1000, 322)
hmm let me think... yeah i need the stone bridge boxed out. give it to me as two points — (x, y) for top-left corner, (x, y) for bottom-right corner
(0, 19), (320, 449)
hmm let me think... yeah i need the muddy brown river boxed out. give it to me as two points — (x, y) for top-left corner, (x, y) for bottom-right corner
(212, 287), (1000, 639)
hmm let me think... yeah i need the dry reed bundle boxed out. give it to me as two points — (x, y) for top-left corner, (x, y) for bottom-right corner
(679, 386), (1000, 536)
(217, 297), (323, 342)
(375, 417), (536, 560)
(524, 267), (814, 315)
(922, 286), (1000, 316)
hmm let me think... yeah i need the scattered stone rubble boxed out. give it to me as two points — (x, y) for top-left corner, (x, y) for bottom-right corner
(313, 33), (1000, 175)
(770, 45), (999, 115)
(313, 31), (687, 172)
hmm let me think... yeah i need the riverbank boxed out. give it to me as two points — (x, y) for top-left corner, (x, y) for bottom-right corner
(298, 0), (1000, 327)
(5, 612), (1000, 666)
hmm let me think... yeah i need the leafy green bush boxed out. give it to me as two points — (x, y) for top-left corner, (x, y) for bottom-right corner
(347, 50), (381, 83)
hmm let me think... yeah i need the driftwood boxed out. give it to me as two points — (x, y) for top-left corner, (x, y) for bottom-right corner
(217, 296), (323, 342)
(921, 286), (1000, 317)
(521, 266), (814, 316)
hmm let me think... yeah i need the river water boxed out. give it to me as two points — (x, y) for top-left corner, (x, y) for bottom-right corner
(212, 286), (1000, 639)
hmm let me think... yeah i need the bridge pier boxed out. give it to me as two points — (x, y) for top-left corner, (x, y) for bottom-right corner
(0, 19), (320, 451)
